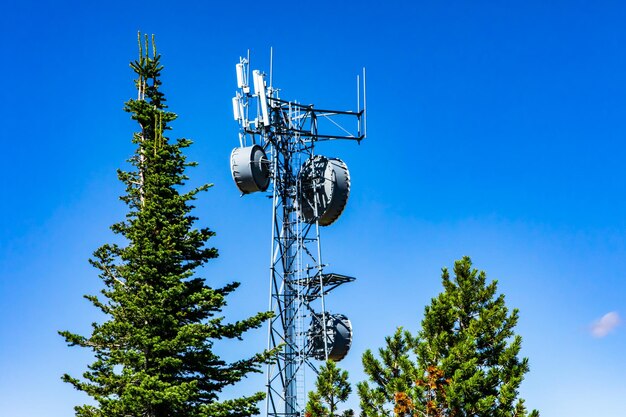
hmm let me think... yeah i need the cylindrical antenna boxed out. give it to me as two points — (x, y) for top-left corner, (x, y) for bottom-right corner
(270, 47), (274, 90)
(236, 64), (245, 88)
(357, 74), (360, 114)
(253, 70), (261, 95)
(363, 67), (367, 139)
(247, 49), (251, 93)
(232, 96), (241, 121)
(357, 74), (360, 138)
(253, 70), (270, 126)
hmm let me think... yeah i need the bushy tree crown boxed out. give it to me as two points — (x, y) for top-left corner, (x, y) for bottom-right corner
(358, 257), (538, 417)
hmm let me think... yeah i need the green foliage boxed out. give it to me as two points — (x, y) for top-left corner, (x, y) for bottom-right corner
(59, 33), (272, 417)
(357, 328), (416, 417)
(306, 361), (353, 417)
(357, 257), (539, 417)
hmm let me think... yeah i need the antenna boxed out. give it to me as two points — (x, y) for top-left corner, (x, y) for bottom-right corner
(357, 74), (360, 114)
(236, 63), (245, 89)
(229, 53), (366, 417)
(363, 67), (367, 139)
(232, 96), (241, 121)
(269, 47), (273, 90)
(245, 50), (251, 94)
(357, 73), (360, 137)
(253, 70), (270, 126)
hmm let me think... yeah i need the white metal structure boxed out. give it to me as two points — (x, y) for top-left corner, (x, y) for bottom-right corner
(230, 52), (366, 417)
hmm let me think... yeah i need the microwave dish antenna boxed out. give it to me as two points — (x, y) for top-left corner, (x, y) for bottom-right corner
(229, 51), (367, 417)
(308, 313), (353, 362)
(297, 155), (351, 226)
(230, 145), (271, 194)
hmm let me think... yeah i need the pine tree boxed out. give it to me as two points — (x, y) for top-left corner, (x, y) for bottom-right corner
(59, 33), (272, 417)
(305, 361), (353, 417)
(357, 328), (417, 417)
(358, 257), (538, 417)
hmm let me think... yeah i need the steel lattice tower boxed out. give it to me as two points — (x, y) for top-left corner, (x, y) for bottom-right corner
(229, 54), (366, 417)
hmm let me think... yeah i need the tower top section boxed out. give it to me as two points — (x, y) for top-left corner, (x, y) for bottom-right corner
(231, 53), (367, 149)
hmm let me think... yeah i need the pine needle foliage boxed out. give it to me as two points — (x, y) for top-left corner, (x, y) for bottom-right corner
(357, 328), (416, 417)
(305, 361), (353, 417)
(358, 257), (538, 417)
(59, 33), (273, 417)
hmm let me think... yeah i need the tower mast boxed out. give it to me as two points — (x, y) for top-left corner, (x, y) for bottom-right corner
(230, 55), (366, 417)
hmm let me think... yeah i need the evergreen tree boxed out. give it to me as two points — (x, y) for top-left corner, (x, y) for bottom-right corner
(306, 361), (353, 417)
(357, 328), (416, 417)
(358, 257), (538, 417)
(59, 34), (272, 417)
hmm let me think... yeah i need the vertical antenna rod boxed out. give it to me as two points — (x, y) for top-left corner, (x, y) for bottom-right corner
(357, 74), (360, 137)
(270, 47), (274, 90)
(363, 67), (367, 139)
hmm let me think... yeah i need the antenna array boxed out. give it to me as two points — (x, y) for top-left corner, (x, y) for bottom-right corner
(230, 52), (366, 417)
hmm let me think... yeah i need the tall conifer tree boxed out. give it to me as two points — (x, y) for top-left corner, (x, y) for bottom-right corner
(358, 257), (538, 417)
(60, 34), (272, 417)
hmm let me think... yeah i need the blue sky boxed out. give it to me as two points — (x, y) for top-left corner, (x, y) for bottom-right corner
(1, 1), (625, 416)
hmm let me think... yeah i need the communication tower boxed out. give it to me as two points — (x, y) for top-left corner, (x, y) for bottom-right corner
(229, 51), (366, 417)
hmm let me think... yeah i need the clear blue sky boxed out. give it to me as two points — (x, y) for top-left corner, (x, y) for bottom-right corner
(1, 1), (625, 416)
